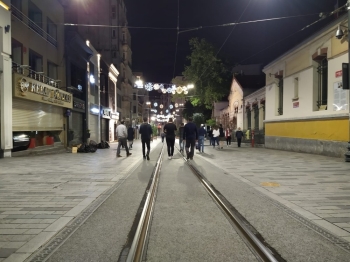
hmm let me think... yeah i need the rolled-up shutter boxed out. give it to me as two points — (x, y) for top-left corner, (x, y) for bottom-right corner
(71, 112), (83, 144)
(89, 115), (99, 141)
(13, 98), (63, 131)
(101, 119), (108, 141)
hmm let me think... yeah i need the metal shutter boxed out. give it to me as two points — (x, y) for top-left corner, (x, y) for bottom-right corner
(71, 112), (83, 144)
(13, 98), (63, 131)
(89, 115), (99, 142)
(101, 118), (107, 142)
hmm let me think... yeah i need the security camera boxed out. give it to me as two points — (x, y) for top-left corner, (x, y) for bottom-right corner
(336, 26), (344, 39)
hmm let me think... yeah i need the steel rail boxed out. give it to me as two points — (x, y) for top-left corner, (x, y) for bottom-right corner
(126, 144), (164, 262)
(184, 156), (280, 262)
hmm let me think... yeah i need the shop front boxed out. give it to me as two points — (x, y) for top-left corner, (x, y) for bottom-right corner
(13, 73), (73, 148)
(101, 106), (111, 142)
(89, 103), (100, 142)
(68, 98), (85, 146)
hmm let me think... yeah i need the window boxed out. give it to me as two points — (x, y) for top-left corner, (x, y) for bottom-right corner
(117, 94), (122, 108)
(29, 49), (43, 72)
(133, 106), (136, 114)
(247, 108), (251, 130)
(254, 105), (259, 130)
(47, 62), (58, 80)
(112, 29), (116, 38)
(277, 79), (283, 115)
(47, 18), (57, 46)
(28, 1), (43, 35)
(133, 93), (136, 100)
(111, 6), (116, 19)
(316, 58), (328, 109)
(11, 38), (23, 65)
(294, 77), (299, 99)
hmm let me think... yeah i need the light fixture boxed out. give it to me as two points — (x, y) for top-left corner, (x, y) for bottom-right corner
(89, 74), (95, 84)
(4, 25), (10, 33)
(336, 25), (345, 39)
(135, 81), (194, 94)
(0, 1), (9, 10)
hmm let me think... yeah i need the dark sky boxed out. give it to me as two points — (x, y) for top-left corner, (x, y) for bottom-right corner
(126, 0), (346, 83)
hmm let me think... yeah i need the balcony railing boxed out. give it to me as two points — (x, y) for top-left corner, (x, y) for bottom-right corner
(12, 62), (60, 89)
(11, 5), (57, 47)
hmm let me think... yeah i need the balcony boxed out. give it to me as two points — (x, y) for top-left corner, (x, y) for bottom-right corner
(12, 62), (61, 89)
(11, 5), (57, 47)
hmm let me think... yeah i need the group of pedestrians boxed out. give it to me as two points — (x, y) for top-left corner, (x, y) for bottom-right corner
(116, 116), (245, 161)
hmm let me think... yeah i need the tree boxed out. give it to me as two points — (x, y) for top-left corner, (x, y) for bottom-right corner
(176, 38), (232, 109)
(193, 113), (205, 128)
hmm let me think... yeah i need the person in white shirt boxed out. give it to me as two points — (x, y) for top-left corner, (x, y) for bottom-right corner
(116, 120), (132, 157)
(212, 125), (220, 149)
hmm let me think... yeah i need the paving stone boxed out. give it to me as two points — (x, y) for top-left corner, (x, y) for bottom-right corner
(0, 248), (17, 258)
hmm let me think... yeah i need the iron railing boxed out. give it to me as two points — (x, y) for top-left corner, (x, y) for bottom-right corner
(12, 62), (60, 88)
(11, 5), (57, 47)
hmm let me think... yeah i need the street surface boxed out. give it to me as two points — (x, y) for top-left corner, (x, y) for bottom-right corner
(0, 138), (349, 261)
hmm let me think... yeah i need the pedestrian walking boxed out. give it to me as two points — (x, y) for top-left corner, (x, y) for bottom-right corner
(139, 117), (153, 160)
(183, 116), (198, 160)
(208, 126), (213, 146)
(212, 125), (220, 149)
(178, 123), (185, 153)
(163, 118), (177, 159)
(219, 124), (225, 149)
(127, 125), (134, 150)
(198, 124), (207, 153)
(116, 121), (132, 157)
(225, 127), (231, 146)
(236, 127), (244, 148)
(161, 132), (165, 143)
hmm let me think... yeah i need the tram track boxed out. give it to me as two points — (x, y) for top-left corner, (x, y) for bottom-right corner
(122, 145), (285, 262)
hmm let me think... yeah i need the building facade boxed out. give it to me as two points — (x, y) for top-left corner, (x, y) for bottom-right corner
(263, 14), (350, 157)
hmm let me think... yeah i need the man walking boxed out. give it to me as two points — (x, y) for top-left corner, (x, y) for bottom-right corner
(236, 127), (244, 148)
(139, 117), (153, 160)
(116, 121), (132, 157)
(163, 117), (177, 159)
(183, 116), (198, 160)
(127, 124), (134, 150)
(198, 124), (207, 153)
(178, 123), (185, 153)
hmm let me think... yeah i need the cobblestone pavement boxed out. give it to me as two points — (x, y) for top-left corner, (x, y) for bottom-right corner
(0, 139), (161, 262)
(0, 139), (350, 261)
(198, 142), (350, 243)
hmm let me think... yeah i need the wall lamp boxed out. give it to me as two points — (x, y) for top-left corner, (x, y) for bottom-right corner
(4, 25), (10, 33)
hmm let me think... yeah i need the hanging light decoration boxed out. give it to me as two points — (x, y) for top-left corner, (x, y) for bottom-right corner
(135, 81), (194, 94)
(154, 102), (158, 107)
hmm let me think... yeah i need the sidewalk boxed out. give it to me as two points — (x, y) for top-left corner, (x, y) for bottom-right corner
(0, 139), (161, 262)
(196, 142), (350, 243)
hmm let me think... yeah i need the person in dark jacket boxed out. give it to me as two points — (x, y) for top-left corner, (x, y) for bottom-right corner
(139, 117), (153, 160)
(219, 124), (225, 149)
(127, 125), (134, 150)
(178, 123), (185, 152)
(198, 124), (207, 153)
(208, 127), (213, 146)
(183, 117), (198, 160)
(235, 127), (244, 148)
(163, 118), (177, 159)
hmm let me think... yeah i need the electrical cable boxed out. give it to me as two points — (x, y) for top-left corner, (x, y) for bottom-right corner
(199, 0), (253, 78)
(239, 4), (346, 64)
(172, 0), (180, 79)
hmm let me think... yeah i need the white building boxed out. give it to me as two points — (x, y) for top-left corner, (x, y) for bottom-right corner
(263, 14), (349, 157)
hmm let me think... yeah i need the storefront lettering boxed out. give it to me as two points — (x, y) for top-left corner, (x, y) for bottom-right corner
(18, 77), (72, 105)
(74, 100), (86, 110)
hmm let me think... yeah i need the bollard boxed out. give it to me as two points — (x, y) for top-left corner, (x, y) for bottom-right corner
(251, 130), (255, 147)
(345, 141), (350, 162)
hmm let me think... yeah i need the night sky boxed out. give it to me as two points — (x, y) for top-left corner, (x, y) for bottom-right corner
(126, 0), (346, 83)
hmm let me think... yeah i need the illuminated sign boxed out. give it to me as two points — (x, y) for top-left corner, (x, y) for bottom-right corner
(14, 74), (72, 108)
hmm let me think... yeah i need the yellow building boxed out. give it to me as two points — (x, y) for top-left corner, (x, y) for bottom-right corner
(263, 14), (349, 158)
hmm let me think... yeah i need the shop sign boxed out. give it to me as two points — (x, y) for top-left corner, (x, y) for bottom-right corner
(101, 107), (111, 119)
(111, 112), (119, 120)
(73, 100), (85, 110)
(13, 73), (73, 108)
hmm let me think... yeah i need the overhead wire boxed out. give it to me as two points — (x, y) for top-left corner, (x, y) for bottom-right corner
(172, 0), (180, 79)
(239, 3), (346, 64)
